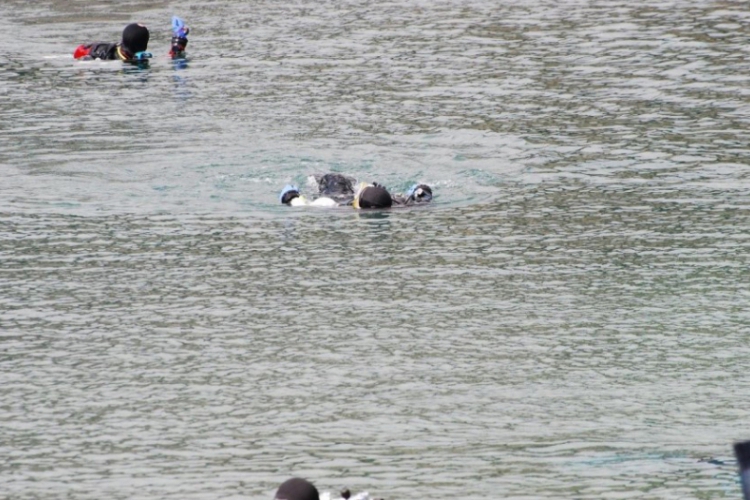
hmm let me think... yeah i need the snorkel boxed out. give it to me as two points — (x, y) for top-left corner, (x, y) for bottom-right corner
(170, 16), (189, 57)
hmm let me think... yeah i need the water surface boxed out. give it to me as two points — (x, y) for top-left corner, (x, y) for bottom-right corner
(1, 1), (749, 499)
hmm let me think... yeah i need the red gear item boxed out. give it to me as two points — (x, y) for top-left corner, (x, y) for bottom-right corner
(73, 45), (92, 59)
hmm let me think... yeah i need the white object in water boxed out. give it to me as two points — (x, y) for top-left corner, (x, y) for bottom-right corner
(289, 195), (338, 208)
(309, 196), (338, 207)
(320, 491), (372, 500)
(290, 196), (310, 206)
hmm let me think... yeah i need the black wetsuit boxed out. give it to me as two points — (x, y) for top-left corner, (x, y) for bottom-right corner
(314, 173), (432, 207)
(314, 173), (357, 204)
(74, 42), (132, 61)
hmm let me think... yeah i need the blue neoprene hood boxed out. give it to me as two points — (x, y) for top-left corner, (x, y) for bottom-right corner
(280, 184), (300, 203)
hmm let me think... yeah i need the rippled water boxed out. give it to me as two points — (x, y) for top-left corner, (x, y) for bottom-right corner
(2, 1), (750, 499)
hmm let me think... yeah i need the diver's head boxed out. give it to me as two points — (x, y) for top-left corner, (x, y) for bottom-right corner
(279, 185), (301, 205)
(122, 23), (150, 54)
(317, 173), (355, 197)
(407, 184), (433, 203)
(274, 478), (319, 500)
(354, 183), (392, 209)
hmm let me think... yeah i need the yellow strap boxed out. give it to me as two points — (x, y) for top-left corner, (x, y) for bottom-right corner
(352, 182), (369, 210)
(116, 46), (130, 61)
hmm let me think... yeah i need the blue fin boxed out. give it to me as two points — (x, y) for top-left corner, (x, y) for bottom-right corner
(172, 16), (189, 38)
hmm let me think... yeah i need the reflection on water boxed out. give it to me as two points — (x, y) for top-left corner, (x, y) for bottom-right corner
(1, 1), (749, 499)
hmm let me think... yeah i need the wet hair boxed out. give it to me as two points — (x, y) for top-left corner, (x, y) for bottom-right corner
(274, 478), (319, 500)
(358, 184), (393, 209)
(122, 23), (150, 54)
(280, 185), (301, 204)
(317, 173), (355, 197)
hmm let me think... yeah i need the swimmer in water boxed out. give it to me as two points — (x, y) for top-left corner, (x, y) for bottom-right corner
(314, 173), (433, 207)
(73, 23), (151, 62)
(391, 183), (433, 205)
(280, 174), (433, 209)
(73, 17), (189, 62)
(315, 173), (432, 208)
(279, 181), (393, 209)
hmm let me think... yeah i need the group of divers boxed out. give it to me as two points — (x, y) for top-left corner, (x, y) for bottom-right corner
(73, 21), (435, 210)
(72, 18), (750, 500)
(280, 173), (433, 209)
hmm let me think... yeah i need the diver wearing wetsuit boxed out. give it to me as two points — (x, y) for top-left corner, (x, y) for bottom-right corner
(73, 23), (150, 62)
(316, 173), (433, 207)
(280, 173), (433, 209)
(391, 183), (433, 205)
(279, 181), (393, 209)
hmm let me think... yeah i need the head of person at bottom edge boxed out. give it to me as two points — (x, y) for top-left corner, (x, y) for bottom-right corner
(274, 478), (319, 500)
